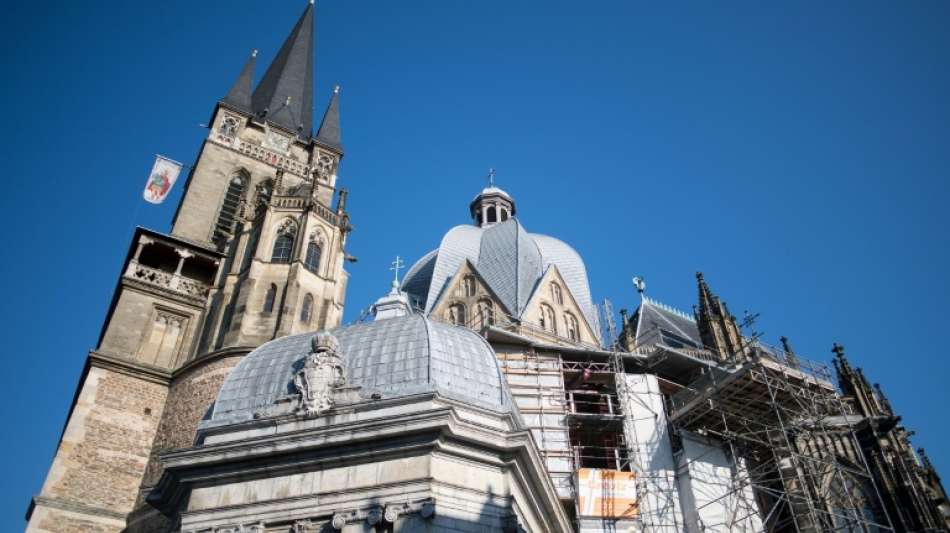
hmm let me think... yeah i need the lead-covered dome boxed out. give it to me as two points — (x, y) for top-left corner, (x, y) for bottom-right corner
(207, 313), (518, 426)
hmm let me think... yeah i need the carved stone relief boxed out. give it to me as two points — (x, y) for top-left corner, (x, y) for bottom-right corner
(293, 332), (346, 416)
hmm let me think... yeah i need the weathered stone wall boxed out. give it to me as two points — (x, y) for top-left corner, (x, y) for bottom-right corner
(99, 286), (203, 367)
(141, 353), (245, 491)
(27, 365), (168, 532)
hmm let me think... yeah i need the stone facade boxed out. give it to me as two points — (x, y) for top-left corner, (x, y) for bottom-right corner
(27, 3), (351, 531)
(28, 362), (168, 532)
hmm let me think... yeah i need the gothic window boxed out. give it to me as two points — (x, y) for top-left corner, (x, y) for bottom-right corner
(271, 219), (297, 263)
(213, 171), (249, 244)
(540, 304), (557, 333)
(136, 309), (187, 368)
(462, 275), (476, 297)
(263, 283), (277, 313)
(304, 239), (322, 274)
(300, 293), (313, 324)
(565, 312), (579, 342)
(448, 303), (467, 326)
(478, 299), (494, 328)
(551, 282), (563, 305)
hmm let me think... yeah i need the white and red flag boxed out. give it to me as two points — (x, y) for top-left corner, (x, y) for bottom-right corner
(143, 155), (183, 204)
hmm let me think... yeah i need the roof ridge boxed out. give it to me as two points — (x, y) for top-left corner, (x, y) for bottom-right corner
(642, 295), (696, 322)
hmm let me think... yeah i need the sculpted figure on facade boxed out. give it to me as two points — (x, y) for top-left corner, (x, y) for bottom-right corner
(293, 331), (346, 415)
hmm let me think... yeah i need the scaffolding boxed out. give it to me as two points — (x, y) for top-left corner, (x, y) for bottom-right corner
(665, 343), (895, 532)
(442, 302), (897, 532)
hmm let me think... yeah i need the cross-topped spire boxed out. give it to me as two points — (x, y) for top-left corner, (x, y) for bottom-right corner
(390, 255), (405, 288)
(487, 168), (496, 188)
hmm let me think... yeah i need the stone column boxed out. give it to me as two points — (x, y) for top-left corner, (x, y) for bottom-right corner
(170, 249), (193, 291)
(126, 235), (154, 276)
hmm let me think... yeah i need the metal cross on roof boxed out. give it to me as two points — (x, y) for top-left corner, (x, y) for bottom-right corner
(390, 255), (405, 285)
(487, 168), (496, 187)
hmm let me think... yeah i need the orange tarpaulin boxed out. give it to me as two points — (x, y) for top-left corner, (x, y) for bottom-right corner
(576, 468), (639, 518)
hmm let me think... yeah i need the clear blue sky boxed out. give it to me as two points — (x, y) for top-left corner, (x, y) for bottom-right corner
(1, 0), (948, 527)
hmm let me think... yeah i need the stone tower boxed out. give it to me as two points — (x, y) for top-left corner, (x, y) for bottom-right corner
(26, 3), (353, 531)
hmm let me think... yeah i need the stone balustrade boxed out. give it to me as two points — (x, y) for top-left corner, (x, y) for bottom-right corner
(126, 261), (210, 299)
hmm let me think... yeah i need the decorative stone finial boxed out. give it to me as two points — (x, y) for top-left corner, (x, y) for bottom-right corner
(251, 49), (258, 58)
(832, 342), (845, 358)
(333, 84), (341, 94)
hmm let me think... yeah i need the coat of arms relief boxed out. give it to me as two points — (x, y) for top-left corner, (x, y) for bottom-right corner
(293, 332), (347, 416)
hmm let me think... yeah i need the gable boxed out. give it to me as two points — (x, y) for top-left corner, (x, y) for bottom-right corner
(430, 260), (510, 328)
(520, 264), (599, 346)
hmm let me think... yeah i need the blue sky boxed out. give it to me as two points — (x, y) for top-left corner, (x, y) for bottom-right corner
(1, 0), (948, 527)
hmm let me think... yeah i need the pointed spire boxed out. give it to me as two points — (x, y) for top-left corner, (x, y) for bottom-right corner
(696, 272), (716, 319)
(873, 382), (894, 415)
(694, 272), (743, 361)
(252, 1), (314, 137)
(779, 336), (801, 369)
(222, 49), (257, 111)
(315, 85), (343, 150)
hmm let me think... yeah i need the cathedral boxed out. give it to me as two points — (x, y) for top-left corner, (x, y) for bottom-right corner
(26, 3), (950, 533)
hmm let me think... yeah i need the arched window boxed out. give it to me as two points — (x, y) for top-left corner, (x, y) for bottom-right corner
(263, 283), (277, 313)
(486, 206), (497, 223)
(448, 303), (467, 326)
(462, 275), (476, 297)
(565, 312), (579, 342)
(478, 299), (494, 328)
(500, 208), (509, 221)
(300, 293), (313, 324)
(551, 282), (563, 305)
(213, 171), (248, 244)
(304, 239), (322, 273)
(540, 304), (557, 333)
(271, 219), (297, 263)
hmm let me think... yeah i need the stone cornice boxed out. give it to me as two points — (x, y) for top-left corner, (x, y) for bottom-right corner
(148, 394), (572, 530)
(89, 350), (172, 385)
(29, 495), (127, 522)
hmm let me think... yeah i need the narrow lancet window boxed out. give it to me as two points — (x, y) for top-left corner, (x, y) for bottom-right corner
(263, 283), (277, 313)
(300, 293), (313, 323)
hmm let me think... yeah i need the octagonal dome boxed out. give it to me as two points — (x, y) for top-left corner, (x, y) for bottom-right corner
(207, 313), (519, 427)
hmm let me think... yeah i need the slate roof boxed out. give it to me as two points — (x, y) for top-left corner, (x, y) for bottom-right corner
(208, 313), (518, 426)
(633, 296), (703, 350)
(251, 2), (314, 137)
(401, 218), (600, 340)
(221, 50), (256, 112)
(315, 86), (342, 150)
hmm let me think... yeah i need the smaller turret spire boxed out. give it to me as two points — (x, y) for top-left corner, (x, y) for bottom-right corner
(694, 272), (744, 361)
(315, 85), (343, 151)
(221, 49), (257, 111)
(779, 336), (801, 369)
